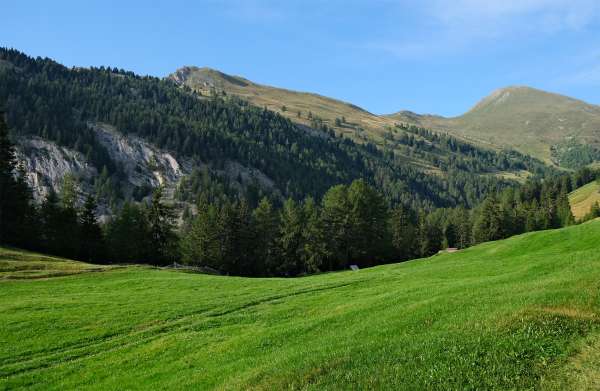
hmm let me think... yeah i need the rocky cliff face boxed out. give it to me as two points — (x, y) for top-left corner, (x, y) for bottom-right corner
(14, 122), (279, 214)
(16, 137), (97, 200)
(91, 123), (191, 189)
(15, 123), (193, 202)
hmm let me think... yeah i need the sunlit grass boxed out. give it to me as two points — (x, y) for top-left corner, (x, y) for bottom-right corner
(569, 181), (600, 220)
(2, 221), (600, 389)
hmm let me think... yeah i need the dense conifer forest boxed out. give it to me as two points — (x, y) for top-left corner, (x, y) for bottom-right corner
(0, 48), (553, 210)
(2, 48), (596, 276)
(3, 107), (597, 275)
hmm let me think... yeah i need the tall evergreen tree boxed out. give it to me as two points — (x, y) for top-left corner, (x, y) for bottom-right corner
(106, 202), (151, 263)
(301, 197), (326, 273)
(390, 205), (416, 260)
(147, 186), (178, 264)
(253, 197), (280, 275)
(321, 184), (352, 269)
(79, 195), (105, 263)
(180, 200), (222, 269)
(278, 198), (304, 275)
(0, 109), (37, 247)
(347, 179), (389, 265)
(472, 196), (505, 244)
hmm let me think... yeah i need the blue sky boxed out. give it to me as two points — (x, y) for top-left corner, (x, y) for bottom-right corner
(3, 0), (600, 116)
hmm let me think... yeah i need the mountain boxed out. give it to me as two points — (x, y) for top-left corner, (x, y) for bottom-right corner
(3, 219), (600, 388)
(389, 86), (600, 167)
(169, 66), (394, 143)
(172, 68), (600, 168)
(0, 48), (552, 213)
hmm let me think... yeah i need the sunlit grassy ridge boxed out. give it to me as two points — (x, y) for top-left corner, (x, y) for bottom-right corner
(392, 86), (600, 164)
(173, 68), (600, 166)
(2, 221), (600, 389)
(569, 181), (600, 220)
(0, 247), (110, 280)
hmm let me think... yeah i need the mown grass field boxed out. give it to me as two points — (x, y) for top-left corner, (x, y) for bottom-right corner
(2, 221), (600, 390)
(569, 181), (600, 220)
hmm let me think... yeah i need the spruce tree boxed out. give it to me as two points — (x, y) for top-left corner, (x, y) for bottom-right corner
(0, 109), (37, 247)
(79, 195), (105, 263)
(180, 201), (221, 269)
(347, 179), (389, 265)
(321, 184), (351, 269)
(301, 197), (326, 273)
(253, 197), (280, 275)
(147, 186), (178, 264)
(390, 205), (415, 259)
(278, 198), (304, 275)
(105, 202), (151, 263)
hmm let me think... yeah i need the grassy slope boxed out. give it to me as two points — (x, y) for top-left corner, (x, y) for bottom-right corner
(569, 181), (600, 220)
(2, 221), (600, 389)
(391, 86), (600, 164)
(0, 247), (110, 280)
(170, 67), (396, 142)
(169, 69), (554, 178)
(174, 69), (600, 166)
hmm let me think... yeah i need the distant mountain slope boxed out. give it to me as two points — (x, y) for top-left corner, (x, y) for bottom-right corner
(172, 68), (600, 168)
(569, 180), (600, 219)
(389, 86), (600, 166)
(169, 66), (395, 143)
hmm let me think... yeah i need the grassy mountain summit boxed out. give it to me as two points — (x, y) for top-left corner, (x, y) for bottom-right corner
(390, 86), (600, 165)
(3, 220), (600, 389)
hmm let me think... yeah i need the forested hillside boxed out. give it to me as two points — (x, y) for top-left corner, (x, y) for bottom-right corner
(2, 104), (591, 275)
(3, 48), (591, 276)
(0, 48), (552, 211)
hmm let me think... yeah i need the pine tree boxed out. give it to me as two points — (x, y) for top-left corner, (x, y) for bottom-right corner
(106, 202), (151, 263)
(278, 198), (304, 275)
(147, 186), (178, 264)
(454, 207), (472, 249)
(390, 205), (415, 260)
(472, 196), (505, 244)
(79, 195), (105, 263)
(415, 211), (430, 257)
(321, 184), (351, 269)
(253, 197), (280, 275)
(40, 191), (70, 257)
(0, 109), (37, 247)
(347, 179), (389, 265)
(234, 199), (255, 275)
(301, 197), (326, 273)
(180, 201), (221, 269)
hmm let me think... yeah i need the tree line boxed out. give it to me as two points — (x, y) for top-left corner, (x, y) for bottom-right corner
(3, 102), (597, 277)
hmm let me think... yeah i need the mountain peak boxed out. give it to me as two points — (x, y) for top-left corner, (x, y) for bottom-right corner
(169, 66), (249, 89)
(467, 85), (590, 115)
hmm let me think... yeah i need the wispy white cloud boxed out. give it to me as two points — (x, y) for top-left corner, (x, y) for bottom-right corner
(430, 0), (599, 31)
(215, 0), (287, 23)
(555, 59), (600, 86)
(366, 0), (600, 59)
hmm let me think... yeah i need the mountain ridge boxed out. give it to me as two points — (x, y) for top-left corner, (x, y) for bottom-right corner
(171, 66), (600, 166)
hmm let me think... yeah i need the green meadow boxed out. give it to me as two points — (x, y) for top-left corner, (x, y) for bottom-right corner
(2, 221), (600, 390)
